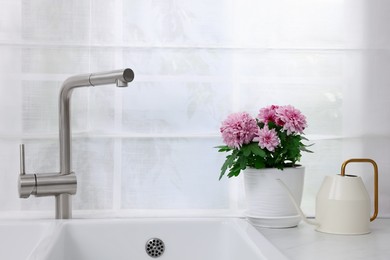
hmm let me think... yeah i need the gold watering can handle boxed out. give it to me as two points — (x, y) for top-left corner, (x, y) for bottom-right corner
(341, 158), (379, 222)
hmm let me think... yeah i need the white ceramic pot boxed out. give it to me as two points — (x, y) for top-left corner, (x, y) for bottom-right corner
(243, 167), (305, 228)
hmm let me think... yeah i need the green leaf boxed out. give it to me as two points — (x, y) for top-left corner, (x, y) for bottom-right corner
(241, 144), (252, 156)
(301, 136), (309, 141)
(215, 145), (232, 152)
(249, 143), (266, 157)
(227, 162), (241, 178)
(219, 150), (239, 180)
(300, 146), (314, 153)
(267, 121), (278, 129)
(254, 159), (265, 169)
(239, 156), (247, 170)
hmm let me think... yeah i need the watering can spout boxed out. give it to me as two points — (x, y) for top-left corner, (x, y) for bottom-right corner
(276, 179), (319, 227)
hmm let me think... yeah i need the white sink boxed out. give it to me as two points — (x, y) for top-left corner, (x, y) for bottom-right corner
(0, 221), (52, 260)
(33, 218), (287, 260)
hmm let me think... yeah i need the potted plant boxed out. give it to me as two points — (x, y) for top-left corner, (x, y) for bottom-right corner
(216, 105), (312, 228)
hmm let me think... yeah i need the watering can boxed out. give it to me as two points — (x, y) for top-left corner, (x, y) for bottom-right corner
(278, 158), (378, 235)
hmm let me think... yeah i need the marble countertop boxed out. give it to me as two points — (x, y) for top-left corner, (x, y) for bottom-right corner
(258, 218), (390, 260)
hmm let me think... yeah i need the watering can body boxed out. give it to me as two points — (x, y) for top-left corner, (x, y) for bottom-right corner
(315, 159), (378, 235)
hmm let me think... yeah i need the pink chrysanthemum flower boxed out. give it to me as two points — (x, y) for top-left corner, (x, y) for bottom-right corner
(258, 105), (284, 125)
(258, 105), (279, 123)
(256, 126), (280, 152)
(276, 105), (307, 135)
(220, 112), (258, 149)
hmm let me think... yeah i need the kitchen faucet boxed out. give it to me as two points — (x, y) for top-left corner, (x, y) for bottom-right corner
(18, 69), (135, 219)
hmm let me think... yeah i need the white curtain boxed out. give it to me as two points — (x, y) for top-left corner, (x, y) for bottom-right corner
(0, 0), (389, 217)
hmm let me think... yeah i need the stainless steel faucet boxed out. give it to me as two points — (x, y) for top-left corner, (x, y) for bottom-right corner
(18, 69), (135, 219)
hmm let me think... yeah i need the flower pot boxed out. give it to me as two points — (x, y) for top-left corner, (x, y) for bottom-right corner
(243, 167), (305, 228)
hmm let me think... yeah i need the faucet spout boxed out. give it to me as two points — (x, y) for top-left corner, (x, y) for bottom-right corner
(89, 68), (134, 87)
(59, 69), (134, 176)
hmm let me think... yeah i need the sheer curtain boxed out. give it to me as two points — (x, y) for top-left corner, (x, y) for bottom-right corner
(0, 0), (389, 217)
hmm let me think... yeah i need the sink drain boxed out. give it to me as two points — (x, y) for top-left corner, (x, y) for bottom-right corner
(145, 238), (165, 258)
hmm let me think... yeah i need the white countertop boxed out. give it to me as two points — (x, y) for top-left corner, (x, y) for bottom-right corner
(258, 218), (390, 260)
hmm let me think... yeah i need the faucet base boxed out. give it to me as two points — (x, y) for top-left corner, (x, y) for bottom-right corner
(19, 172), (77, 198)
(18, 170), (77, 219)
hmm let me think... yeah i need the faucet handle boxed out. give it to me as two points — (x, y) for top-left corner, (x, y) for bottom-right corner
(20, 144), (25, 175)
(18, 143), (37, 198)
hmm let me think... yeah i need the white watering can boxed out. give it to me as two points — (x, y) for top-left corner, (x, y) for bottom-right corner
(278, 158), (378, 235)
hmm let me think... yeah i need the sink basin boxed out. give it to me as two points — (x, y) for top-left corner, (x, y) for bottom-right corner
(35, 218), (287, 260)
(0, 220), (52, 260)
